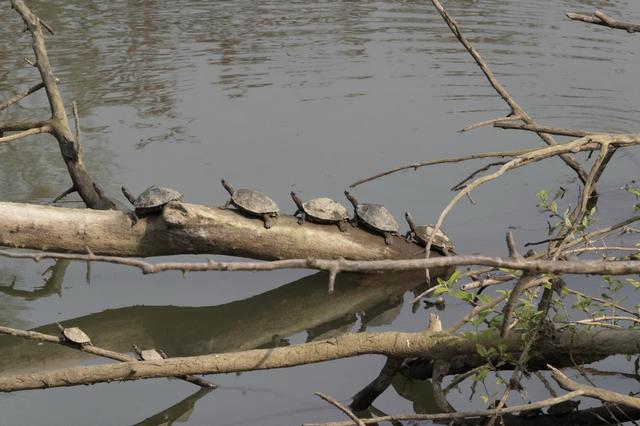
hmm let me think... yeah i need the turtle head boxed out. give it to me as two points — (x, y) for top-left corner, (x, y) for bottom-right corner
(290, 191), (304, 209)
(344, 191), (358, 208)
(221, 179), (235, 195)
(121, 186), (136, 205)
(405, 211), (416, 231)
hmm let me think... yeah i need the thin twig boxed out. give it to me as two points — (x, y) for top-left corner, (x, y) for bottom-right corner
(304, 390), (586, 426)
(350, 148), (533, 188)
(459, 116), (520, 133)
(315, 392), (366, 426)
(0, 81), (46, 112)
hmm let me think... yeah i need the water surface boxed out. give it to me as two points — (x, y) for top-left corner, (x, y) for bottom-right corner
(1, 0), (639, 424)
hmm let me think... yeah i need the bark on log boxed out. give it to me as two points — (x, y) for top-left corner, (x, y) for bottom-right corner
(0, 328), (638, 392)
(0, 201), (425, 260)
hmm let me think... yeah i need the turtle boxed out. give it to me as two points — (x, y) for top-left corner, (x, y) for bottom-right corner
(121, 185), (183, 222)
(221, 179), (280, 229)
(291, 192), (349, 232)
(404, 211), (456, 255)
(344, 191), (399, 244)
(57, 324), (91, 346)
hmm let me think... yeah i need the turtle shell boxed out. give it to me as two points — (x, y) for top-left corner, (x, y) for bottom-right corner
(413, 224), (455, 252)
(356, 204), (399, 233)
(63, 327), (91, 345)
(134, 186), (182, 210)
(140, 349), (163, 361)
(303, 198), (349, 223)
(232, 189), (279, 214)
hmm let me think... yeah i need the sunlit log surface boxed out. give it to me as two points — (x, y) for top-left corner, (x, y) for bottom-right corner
(0, 201), (428, 260)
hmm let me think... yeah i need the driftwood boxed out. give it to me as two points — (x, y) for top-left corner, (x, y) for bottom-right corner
(567, 10), (640, 33)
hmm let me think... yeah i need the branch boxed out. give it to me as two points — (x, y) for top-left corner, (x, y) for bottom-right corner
(315, 393), (365, 426)
(8, 0), (117, 210)
(0, 119), (50, 131)
(550, 365), (640, 409)
(350, 148), (532, 188)
(0, 328), (638, 392)
(0, 81), (45, 112)
(428, 0), (589, 184)
(305, 390), (586, 426)
(0, 324), (215, 388)
(494, 122), (599, 137)
(567, 11), (640, 33)
(0, 125), (51, 143)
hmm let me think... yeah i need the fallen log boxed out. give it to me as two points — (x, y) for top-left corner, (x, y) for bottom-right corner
(0, 201), (425, 260)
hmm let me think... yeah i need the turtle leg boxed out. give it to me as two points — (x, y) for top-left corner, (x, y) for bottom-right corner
(405, 231), (412, 242)
(220, 199), (231, 209)
(298, 211), (306, 225)
(384, 232), (393, 245)
(263, 213), (273, 229)
(350, 215), (358, 227)
(337, 220), (347, 232)
(127, 211), (139, 226)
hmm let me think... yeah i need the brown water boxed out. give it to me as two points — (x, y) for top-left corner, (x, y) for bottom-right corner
(1, 0), (640, 424)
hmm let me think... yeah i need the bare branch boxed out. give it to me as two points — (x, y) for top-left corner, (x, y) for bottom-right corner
(550, 365), (640, 409)
(429, 0), (589, 184)
(459, 115), (520, 133)
(494, 121), (600, 137)
(305, 390), (586, 426)
(8, 245), (640, 277)
(315, 392), (365, 426)
(0, 125), (51, 144)
(350, 148), (532, 188)
(0, 119), (50, 131)
(0, 81), (45, 112)
(567, 11), (640, 33)
(0, 324), (216, 388)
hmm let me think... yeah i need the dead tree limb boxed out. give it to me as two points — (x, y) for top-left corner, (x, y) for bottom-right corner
(305, 390), (586, 426)
(0, 81), (45, 112)
(0, 328), (638, 392)
(567, 11), (640, 33)
(428, 0), (588, 183)
(550, 365), (640, 409)
(6, 0), (117, 210)
(316, 393), (365, 426)
(0, 324), (216, 388)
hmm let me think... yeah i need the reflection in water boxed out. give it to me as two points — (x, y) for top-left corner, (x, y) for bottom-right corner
(0, 269), (445, 375)
(0, 260), (69, 300)
(132, 387), (214, 426)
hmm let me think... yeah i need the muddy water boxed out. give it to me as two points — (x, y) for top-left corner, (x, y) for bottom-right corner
(0, 0), (639, 424)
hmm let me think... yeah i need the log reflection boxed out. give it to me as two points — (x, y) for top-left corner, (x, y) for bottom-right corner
(0, 267), (449, 375)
